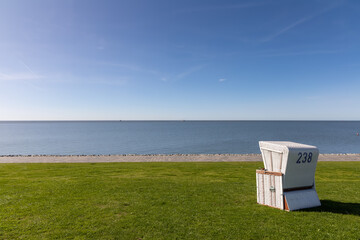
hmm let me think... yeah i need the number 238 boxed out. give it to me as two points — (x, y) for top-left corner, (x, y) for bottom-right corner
(297, 152), (312, 164)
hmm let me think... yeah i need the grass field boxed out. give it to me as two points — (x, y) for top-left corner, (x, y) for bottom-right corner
(0, 162), (359, 239)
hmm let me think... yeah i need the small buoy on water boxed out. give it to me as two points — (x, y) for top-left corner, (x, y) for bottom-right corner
(357, 133), (359, 136)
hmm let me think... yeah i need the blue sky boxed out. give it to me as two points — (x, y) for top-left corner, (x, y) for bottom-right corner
(1, 0), (360, 120)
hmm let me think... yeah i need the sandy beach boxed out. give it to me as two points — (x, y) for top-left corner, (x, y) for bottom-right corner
(1, 154), (360, 163)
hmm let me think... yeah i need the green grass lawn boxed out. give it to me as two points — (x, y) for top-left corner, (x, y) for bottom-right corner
(0, 162), (359, 239)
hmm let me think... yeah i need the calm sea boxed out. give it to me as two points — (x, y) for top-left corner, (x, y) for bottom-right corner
(0, 121), (359, 155)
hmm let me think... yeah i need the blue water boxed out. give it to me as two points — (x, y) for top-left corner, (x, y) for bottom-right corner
(0, 121), (359, 155)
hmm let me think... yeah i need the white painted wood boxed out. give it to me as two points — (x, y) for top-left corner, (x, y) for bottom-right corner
(275, 175), (282, 209)
(256, 172), (284, 209)
(279, 175), (284, 210)
(259, 141), (318, 175)
(264, 174), (271, 206)
(256, 173), (260, 204)
(284, 188), (321, 211)
(281, 153), (288, 175)
(262, 149), (272, 171)
(258, 141), (321, 211)
(271, 175), (276, 207)
(283, 150), (319, 189)
(260, 173), (265, 204)
(272, 152), (283, 172)
(256, 172), (265, 204)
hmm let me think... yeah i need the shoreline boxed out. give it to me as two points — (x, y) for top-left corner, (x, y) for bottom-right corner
(1, 153), (360, 163)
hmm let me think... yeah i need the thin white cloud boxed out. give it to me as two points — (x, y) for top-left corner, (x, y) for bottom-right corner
(219, 78), (226, 82)
(179, 2), (267, 13)
(18, 60), (35, 74)
(91, 78), (128, 86)
(175, 65), (205, 80)
(0, 72), (43, 81)
(262, 16), (314, 42)
(0, 59), (44, 83)
(97, 61), (162, 76)
(258, 49), (341, 57)
(261, 3), (340, 42)
(97, 61), (205, 82)
(103, 62), (169, 82)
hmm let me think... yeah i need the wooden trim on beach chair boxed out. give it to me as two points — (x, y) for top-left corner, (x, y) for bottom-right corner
(256, 169), (282, 176)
